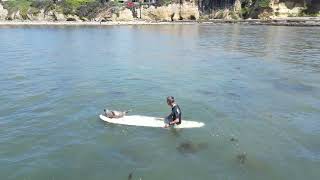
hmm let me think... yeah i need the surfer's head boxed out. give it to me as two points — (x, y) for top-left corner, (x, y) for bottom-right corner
(166, 96), (175, 106)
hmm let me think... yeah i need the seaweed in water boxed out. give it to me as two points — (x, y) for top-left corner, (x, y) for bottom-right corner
(237, 152), (247, 164)
(176, 141), (208, 154)
(230, 137), (239, 142)
(128, 171), (133, 180)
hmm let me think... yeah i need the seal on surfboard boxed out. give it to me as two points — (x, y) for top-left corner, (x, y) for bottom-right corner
(103, 109), (130, 119)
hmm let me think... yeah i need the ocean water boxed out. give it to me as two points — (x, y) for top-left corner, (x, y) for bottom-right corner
(0, 24), (319, 180)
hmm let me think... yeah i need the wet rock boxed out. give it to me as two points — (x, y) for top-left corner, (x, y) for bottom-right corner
(80, 17), (89, 22)
(177, 141), (208, 154)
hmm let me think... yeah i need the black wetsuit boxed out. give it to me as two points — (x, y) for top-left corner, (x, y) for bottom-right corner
(168, 104), (182, 125)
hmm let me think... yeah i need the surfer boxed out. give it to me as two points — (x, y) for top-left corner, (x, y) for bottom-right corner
(164, 96), (182, 128)
(104, 109), (130, 119)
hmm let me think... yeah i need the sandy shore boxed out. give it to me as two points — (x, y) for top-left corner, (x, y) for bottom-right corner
(1, 17), (320, 26)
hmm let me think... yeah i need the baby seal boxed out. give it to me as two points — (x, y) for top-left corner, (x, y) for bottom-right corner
(104, 109), (130, 119)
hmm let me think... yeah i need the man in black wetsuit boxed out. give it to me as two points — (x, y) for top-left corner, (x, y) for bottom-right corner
(164, 96), (182, 128)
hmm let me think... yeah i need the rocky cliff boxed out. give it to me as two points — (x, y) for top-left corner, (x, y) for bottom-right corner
(0, 3), (8, 20)
(249, 0), (320, 19)
(0, 0), (319, 22)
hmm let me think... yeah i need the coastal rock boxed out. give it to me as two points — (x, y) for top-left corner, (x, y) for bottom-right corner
(180, 3), (200, 20)
(271, 0), (305, 17)
(249, 0), (274, 19)
(138, 3), (199, 21)
(54, 12), (66, 21)
(95, 8), (113, 21)
(26, 9), (42, 21)
(114, 8), (134, 21)
(143, 5), (173, 21)
(66, 14), (81, 22)
(13, 11), (24, 20)
(0, 3), (8, 20)
(213, 9), (239, 20)
(234, 0), (241, 12)
(27, 9), (55, 21)
(249, 0), (308, 19)
(45, 11), (56, 21)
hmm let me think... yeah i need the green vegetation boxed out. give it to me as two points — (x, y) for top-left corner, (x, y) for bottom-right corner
(30, 0), (55, 13)
(63, 0), (95, 8)
(240, 7), (250, 19)
(300, 3), (320, 17)
(76, 1), (104, 19)
(3, 0), (32, 18)
(158, 0), (173, 6)
(2, 0), (113, 19)
(257, 0), (270, 8)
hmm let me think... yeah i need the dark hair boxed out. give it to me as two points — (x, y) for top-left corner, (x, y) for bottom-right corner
(166, 96), (175, 104)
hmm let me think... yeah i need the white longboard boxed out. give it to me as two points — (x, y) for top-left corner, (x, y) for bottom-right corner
(99, 114), (204, 128)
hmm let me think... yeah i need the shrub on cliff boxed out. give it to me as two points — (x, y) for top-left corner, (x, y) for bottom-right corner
(301, 2), (320, 16)
(257, 0), (270, 8)
(158, 0), (173, 6)
(56, 0), (95, 15)
(2, 0), (32, 18)
(76, 1), (103, 19)
(31, 0), (55, 13)
(248, 0), (273, 19)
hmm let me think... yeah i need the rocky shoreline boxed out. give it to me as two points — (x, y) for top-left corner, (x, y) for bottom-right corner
(1, 17), (320, 27)
(1, 1), (320, 28)
(201, 17), (320, 26)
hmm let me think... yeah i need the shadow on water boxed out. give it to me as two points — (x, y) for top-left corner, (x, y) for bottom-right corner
(196, 89), (216, 96)
(110, 91), (127, 97)
(169, 128), (182, 137)
(176, 141), (208, 154)
(272, 79), (315, 94)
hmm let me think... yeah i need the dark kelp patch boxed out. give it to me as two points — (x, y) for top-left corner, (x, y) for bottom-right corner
(176, 141), (208, 154)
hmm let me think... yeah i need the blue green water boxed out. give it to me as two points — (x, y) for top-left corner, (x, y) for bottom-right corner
(0, 24), (320, 180)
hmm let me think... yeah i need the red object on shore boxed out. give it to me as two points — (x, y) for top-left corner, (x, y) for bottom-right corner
(127, 2), (135, 8)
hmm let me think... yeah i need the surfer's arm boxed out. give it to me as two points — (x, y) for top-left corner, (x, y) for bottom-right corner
(170, 118), (179, 125)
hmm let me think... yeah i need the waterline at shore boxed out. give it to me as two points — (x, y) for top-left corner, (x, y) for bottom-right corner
(1, 17), (320, 27)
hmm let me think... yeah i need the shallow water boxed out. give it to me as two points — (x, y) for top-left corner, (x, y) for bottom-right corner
(0, 24), (320, 180)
